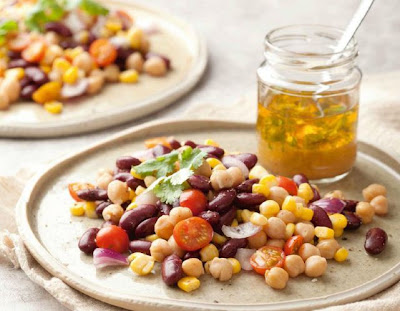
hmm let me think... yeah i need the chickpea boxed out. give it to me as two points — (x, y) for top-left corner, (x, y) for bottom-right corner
(150, 239), (173, 262)
(266, 217), (286, 239)
(363, 183), (387, 202)
(229, 167), (245, 187)
(102, 204), (124, 223)
(204, 260), (211, 274)
(126, 52), (144, 72)
(144, 176), (157, 188)
(96, 173), (113, 190)
(42, 44), (63, 66)
(168, 235), (185, 258)
(97, 168), (113, 177)
(182, 258), (204, 278)
(265, 267), (289, 289)
(283, 254), (305, 278)
(355, 201), (375, 224)
(103, 64), (120, 82)
(248, 230), (267, 249)
(48, 70), (62, 83)
(144, 57), (167, 77)
(294, 222), (315, 243)
(107, 180), (130, 204)
(266, 239), (285, 248)
(139, 35), (150, 54)
(305, 255), (327, 277)
(44, 31), (60, 45)
(298, 243), (320, 261)
(209, 258), (233, 282)
(1, 76), (20, 102)
(324, 190), (345, 200)
(90, 68), (105, 78)
(154, 215), (174, 239)
(194, 160), (212, 177)
(316, 239), (340, 259)
(277, 210), (296, 224)
(210, 167), (244, 191)
(0, 90), (10, 110)
(370, 195), (388, 216)
(268, 186), (289, 206)
(200, 244), (219, 262)
(169, 207), (193, 225)
(73, 52), (94, 74)
(87, 75), (105, 95)
(293, 196), (306, 205)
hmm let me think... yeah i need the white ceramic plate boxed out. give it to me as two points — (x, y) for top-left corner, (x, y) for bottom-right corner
(16, 120), (400, 310)
(0, 1), (207, 138)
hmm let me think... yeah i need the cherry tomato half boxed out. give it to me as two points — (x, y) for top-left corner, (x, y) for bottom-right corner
(68, 182), (95, 201)
(179, 189), (207, 215)
(144, 136), (171, 149)
(21, 40), (46, 63)
(277, 176), (298, 195)
(96, 225), (129, 253)
(284, 235), (304, 256)
(173, 217), (213, 251)
(7, 32), (31, 52)
(89, 39), (117, 67)
(250, 246), (286, 275)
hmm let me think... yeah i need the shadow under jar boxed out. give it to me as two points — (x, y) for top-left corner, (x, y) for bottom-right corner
(257, 25), (362, 182)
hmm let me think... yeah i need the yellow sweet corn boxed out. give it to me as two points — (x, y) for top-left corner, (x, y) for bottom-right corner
(130, 168), (143, 179)
(206, 157), (222, 168)
(297, 183), (314, 204)
(329, 213), (348, 230)
(5, 67), (24, 80)
(212, 232), (227, 244)
(135, 185), (146, 196)
(285, 223), (295, 240)
(252, 183), (270, 197)
(83, 201), (97, 219)
(63, 66), (79, 84)
(32, 81), (61, 104)
(200, 244), (219, 262)
(128, 252), (145, 262)
(53, 57), (71, 73)
(282, 196), (297, 213)
(294, 203), (304, 217)
(315, 226), (334, 239)
(228, 258), (241, 274)
(40, 65), (51, 74)
(70, 203), (85, 216)
(300, 207), (314, 221)
(130, 254), (154, 275)
(334, 247), (349, 262)
(106, 21), (122, 33)
(231, 219), (239, 227)
(178, 277), (200, 292)
(334, 228), (344, 238)
(127, 27), (143, 49)
(126, 201), (138, 210)
(241, 209), (254, 223)
(44, 101), (63, 114)
(119, 69), (139, 83)
(259, 174), (278, 188)
(64, 47), (84, 60)
(204, 139), (220, 147)
(249, 165), (269, 180)
(236, 210), (243, 223)
(145, 234), (159, 242)
(129, 189), (136, 200)
(250, 212), (268, 226)
(259, 200), (280, 218)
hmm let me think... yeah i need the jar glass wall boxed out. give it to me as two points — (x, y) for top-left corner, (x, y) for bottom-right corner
(257, 25), (362, 181)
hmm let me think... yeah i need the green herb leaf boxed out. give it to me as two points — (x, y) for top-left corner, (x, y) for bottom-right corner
(78, 0), (109, 16)
(26, 0), (65, 32)
(0, 20), (18, 43)
(133, 150), (179, 178)
(179, 147), (207, 170)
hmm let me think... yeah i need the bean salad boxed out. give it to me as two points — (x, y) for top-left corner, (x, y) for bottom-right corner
(0, 0), (170, 114)
(69, 137), (390, 292)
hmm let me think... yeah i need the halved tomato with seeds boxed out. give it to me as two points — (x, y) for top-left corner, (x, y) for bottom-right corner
(284, 235), (304, 256)
(250, 246), (286, 275)
(173, 217), (213, 251)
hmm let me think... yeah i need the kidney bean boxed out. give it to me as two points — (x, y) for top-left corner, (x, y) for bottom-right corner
(343, 211), (362, 230)
(113, 172), (133, 183)
(343, 200), (359, 212)
(310, 205), (333, 228)
(152, 144), (172, 157)
(116, 156), (141, 170)
(25, 67), (48, 85)
(215, 207), (237, 233)
(135, 217), (158, 238)
(209, 189), (236, 213)
(235, 193), (266, 208)
(129, 240), (152, 255)
(45, 22), (72, 37)
(96, 201), (111, 216)
(20, 84), (39, 100)
(78, 228), (99, 254)
(188, 175), (210, 192)
(183, 250), (200, 260)
(157, 201), (172, 216)
(199, 210), (220, 227)
(8, 58), (33, 69)
(162, 254), (183, 286)
(168, 138), (181, 149)
(309, 186), (321, 203)
(101, 220), (117, 228)
(7, 50), (21, 59)
(127, 177), (145, 190)
(116, 46), (135, 61)
(293, 174), (309, 186)
(60, 40), (78, 49)
(229, 153), (258, 170)
(198, 145), (225, 158)
(20, 76), (32, 88)
(119, 204), (157, 239)
(219, 238), (247, 258)
(77, 188), (108, 201)
(365, 228), (388, 255)
(183, 140), (197, 148)
(146, 52), (171, 69)
(236, 179), (260, 193)
(121, 201), (131, 210)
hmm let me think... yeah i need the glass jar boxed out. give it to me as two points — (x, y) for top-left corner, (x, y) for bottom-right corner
(256, 25), (362, 181)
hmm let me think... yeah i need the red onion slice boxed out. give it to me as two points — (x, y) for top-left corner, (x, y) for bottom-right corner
(109, 36), (130, 49)
(222, 156), (249, 178)
(61, 79), (88, 99)
(63, 12), (86, 33)
(93, 248), (128, 269)
(222, 222), (261, 239)
(131, 149), (154, 161)
(235, 248), (255, 271)
(135, 190), (159, 206)
(310, 198), (346, 214)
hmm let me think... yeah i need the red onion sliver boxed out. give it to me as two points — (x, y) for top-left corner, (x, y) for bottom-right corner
(131, 149), (154, 161)
(235, 248), (255, 271)
(61, 79), (88, 99)
(109, 36), (130, 49)
(63, 12), (86, 33)
(222, 156), (249, 178)
(93, 248), (128, 269)
(222, 222), (262, 239)
(310, 198), (346, 214)
(135, 190), (159, 206)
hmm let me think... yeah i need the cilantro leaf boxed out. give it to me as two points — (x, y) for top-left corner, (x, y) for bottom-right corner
(133, 150), (179, 178)
(78, 0), (109, 16)
(179, 147), (207, 170)
(151, 169), (193, 204)
(0, 20), (18, 44)
(26, 0), (65, 32)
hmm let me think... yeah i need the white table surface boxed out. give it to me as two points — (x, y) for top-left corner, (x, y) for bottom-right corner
(1, 0), (400, 310)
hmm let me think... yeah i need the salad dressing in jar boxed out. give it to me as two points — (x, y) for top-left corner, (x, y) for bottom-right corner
(257, 25), (361, 181)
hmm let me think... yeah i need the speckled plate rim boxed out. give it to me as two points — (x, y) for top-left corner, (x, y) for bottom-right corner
(0, 1), (207, 138)
(15, 119), (400, 311)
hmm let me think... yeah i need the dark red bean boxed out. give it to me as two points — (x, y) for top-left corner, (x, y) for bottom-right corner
(235, 193), (266, 208)
(219, 238), (247, 258)
(126, 177), (145, 191)
(215, 207), (237, 232)
(129, 240), (152, 255)
(96, 201), (111, 217)
(198, 145), (225, 158)
(365, 228), (388, 255)
(309, 186), (321, 203)
(116, 46), (135, 61)
(183, 140), (197, 148)
(7, 50), (21, 59)
(157, 201), (172, 216)
(146, 52), (171, 69)
(25, 67), (48, 85)
(168, 138), (181, 149)
(116, 156), (141, 170)
(343, 200), (359, 212)
(293, 174), (309, 186)
(199, 210), (220, 227)
(45, 22), (72, 37)
(343, 211), (362, 230)
(135, 217), (158, 238)
(310, 205), (333, 228)
(20, 76), (32, 88)
(183, 250), (200, 260)
(113, 172), (133, 183)
(76, 188), (108, 201)
(152, 144), (172, 157)
(208, 189), (236, 213)
(78, 228), (99, 254)
(188, 175), (210, 192)
(119, 204), (158, 239)
(236, 179), (260, 193)
(229, 153), (258, 170)
(60, 40), (78, 49)
(20, 84), (39, 100)
(8, 58), (33, 69)
(162, 254), (183, 286)
(121, 201), (131, 210)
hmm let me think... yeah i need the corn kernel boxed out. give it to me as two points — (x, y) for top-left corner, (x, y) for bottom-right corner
(5, 67), (24, 80)
(135, 185), (146, 196)
(128, 252), (145, 262)
(334, 247), (349, 262)
(298, 183), (314, 204)
(127, 27), (143, 49)
(259, 174), (278, 188)
(249, 165), (269, 180)
(285, 223), (295, 240)
(250, 212), (268, 226)
(329, 213), (348, 230)
(200, 244), (219, 262)
(294, 203), (304, 217)
(145, 234), (159, 242)
(228, 258), (241, 274)
(204, 139), (219, 147)
(315, 226), (334, 239)
(300, 208), (314, 221)
(213, 164), (226, 171)
(119, 69), (139, 83)
(99, 27), (112, 38)
(231, 219), (239, 227)
(259, 200), (280, 218)
(70, 203), (85, 216)
(129, 188), (136, 200)
(206, 157), (222, 168)
(44, 101), (63, 114)
(53, 57), (71, 73)
(252, 183), (270, 197)
(63, 66), (79, 84)
(32, 81), (61, 104)
(106, 21), (122, 32)
(241, 209), (254, 223)
(64, 47), (84, 61)
(212, 232), (227, 245)
(130, 254), (154, 275)
(40, 65), (51, 74)
(282, 196), (297, 213)
(83, 201), (98, 219)
(178, 276), (200, 293)
(236, 210), (243, 223)
(334, 228), (344, 238)
(126, 201), (138, 210)
(130, 168), (144, 179)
